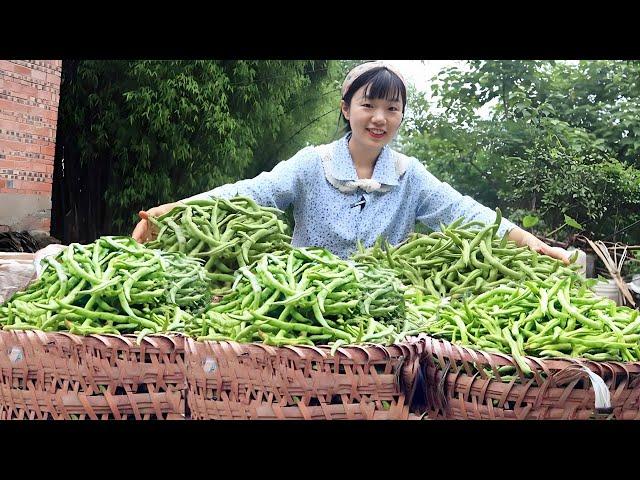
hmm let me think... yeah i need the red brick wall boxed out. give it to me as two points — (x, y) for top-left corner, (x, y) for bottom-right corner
(0, 60), (62, 233)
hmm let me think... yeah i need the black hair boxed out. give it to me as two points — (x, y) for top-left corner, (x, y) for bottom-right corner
(333, 66), (407, 139)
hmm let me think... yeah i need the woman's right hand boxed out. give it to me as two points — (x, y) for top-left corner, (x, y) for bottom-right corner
(131, 202), (181, 243)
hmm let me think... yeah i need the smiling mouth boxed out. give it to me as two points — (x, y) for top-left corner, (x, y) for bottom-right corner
(367, 128), (386, 135)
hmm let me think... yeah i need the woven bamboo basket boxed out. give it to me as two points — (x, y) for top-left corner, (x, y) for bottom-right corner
(0, 330), (186, 420)
(419, 334), (640, 420)
(185, 338), (425, 420)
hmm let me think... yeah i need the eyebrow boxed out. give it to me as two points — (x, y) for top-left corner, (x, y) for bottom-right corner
(359, 94), (401, 104)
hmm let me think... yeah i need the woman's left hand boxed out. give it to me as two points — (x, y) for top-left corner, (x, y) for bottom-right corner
(508, 227), (570, 265)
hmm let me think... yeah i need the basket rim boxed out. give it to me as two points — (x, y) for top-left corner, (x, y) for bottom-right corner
(0, 329), (185, 351)
(185, 336), (424, 362)
(418, 333), (640, 375)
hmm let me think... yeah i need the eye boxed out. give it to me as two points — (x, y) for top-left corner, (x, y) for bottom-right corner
(389, 106), (399, 112)
(361, 103), (373, 108)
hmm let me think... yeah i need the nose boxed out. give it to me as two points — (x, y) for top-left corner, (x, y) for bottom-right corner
(372, 108), (387, 124)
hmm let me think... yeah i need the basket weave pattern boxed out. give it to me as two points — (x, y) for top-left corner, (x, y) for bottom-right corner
(0, 330), (186, 420)
(420, 334), (640, 420)
(185, 338), (424, 420)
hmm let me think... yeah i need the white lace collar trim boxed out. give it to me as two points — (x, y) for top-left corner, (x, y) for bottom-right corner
(316, 140), (409, 193)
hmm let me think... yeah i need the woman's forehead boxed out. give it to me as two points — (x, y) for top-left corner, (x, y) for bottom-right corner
(355, 84), (402, 102)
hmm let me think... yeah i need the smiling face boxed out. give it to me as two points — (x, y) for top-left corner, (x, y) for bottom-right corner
(341, 83), (404, 150)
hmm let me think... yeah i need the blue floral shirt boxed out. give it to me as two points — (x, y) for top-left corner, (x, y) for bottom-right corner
(185, 134), (517, 259)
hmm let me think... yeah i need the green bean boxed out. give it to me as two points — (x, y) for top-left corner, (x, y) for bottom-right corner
(1, 237), (209, 337)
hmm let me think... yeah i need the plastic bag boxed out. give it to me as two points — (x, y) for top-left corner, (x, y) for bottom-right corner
(33, 244), (66, 278)
(0, 245), (67, 304)
(0, 253), (37, 304)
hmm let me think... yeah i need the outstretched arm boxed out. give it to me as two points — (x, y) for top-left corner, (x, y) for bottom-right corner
(132, 147), (313, 243)
(413, 161), (568, 264)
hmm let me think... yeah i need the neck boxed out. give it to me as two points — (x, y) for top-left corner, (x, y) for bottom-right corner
(347, 135), (383, 179)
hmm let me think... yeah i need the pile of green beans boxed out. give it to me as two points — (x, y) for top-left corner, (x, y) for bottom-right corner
(406, 276), (640, 374)
(352, 210), (582, 298)
(184, 246), (422, 351)
(0, 236), (209, 341)
(146, 196), (291, 287)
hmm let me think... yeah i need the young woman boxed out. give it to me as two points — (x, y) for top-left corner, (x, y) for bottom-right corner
(132, 61), (568, 263)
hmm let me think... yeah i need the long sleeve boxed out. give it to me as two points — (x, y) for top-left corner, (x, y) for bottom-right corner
(412, 160), (518, 236)
(181, 146), (315, 210)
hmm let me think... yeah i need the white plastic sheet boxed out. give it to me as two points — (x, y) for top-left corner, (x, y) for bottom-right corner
(0, 253), (36, 304)
(0, 245), (67, 304)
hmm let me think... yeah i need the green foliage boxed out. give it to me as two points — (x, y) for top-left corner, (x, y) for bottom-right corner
(402, 60), (640, 243)
(522, 215), (539, 228)
(58, 60), (339, 236)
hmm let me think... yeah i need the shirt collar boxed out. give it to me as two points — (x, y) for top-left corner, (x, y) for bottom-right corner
(330, 134), (400, 187)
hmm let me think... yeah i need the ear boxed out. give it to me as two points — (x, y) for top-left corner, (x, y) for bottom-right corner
(340, 99), (350, 121)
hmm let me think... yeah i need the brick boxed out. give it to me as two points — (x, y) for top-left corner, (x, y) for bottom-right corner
(36, 136), (54, 144)
(8, 83), (39, 98)
(37, 126), (53, 138)
(0, 109), (40, 125)
(0, 119), (50, 139)
(40, 145), (55, 157)
(1, 138), (21, 149)
(13, 141), (42, 154)
(41, 109), (57, 121)
(0, 119), (20, 131)
(0, 138), (20, 150)
(36, 91), (51, 102)
(30, 69), (46, 82)
(24, 162), (48, 173)
(0, 61), (15, 72)
(0, 179), (4, 188)
(9, 157), (33, 167)
(23, 176), (50, 186)
(29, 182), (52, 193)
(13, 64), (31, 76)
(0, 99), (21, 112)
(12, 160), (26, 172)
(45, 72), (61, 85)
(6, 90), (30, 103)
(32, 105), (51, 117)
(0, 99), (36, 117)
(0, 159), (14, 169)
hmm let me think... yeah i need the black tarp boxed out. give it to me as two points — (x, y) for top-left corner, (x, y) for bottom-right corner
(0, 231), (60, 252)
